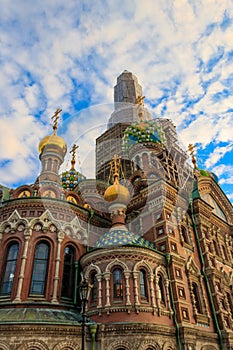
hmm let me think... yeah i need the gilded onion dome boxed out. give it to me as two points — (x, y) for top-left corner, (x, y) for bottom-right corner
(104, 154), (130, 205)
(39, 135), (67, 156)
(38, 108), (67, 157)
(104, 177), (130, 205)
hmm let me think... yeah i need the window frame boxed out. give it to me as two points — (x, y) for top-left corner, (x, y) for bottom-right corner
(112, 268), (123, 300)
(61, 245), (75, 300)
(0, 242), (19, 296)
(29, 241), (50, 296)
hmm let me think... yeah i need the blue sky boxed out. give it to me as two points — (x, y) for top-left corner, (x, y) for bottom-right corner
(0, 0), (233, 203)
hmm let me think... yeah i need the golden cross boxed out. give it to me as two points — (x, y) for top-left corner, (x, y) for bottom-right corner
(109, 154), (121, 183)
(51, 108), (62, 134)
(187, 144), (197, 169)
(70, 144), (79, 168)
(136, 95), (145, 106)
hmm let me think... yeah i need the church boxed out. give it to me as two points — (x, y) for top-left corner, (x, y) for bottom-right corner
(0, 71), (233, 350)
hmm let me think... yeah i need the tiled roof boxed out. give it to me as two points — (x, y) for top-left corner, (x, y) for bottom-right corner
(96, 228), (156, 250)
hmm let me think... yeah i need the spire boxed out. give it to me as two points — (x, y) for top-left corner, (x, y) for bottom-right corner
(107, 71), (152, 128)
(114, 70), (143, 105)
(70, 144), (79, 170)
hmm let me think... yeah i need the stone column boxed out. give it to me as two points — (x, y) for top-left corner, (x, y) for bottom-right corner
(165, 279), (171, 312)
(51, 231), (64, 303)
(149, 274), (156, 308)
(103, 272), (111, 307)
(155, 275), (161, 315)
(13, 228), (32, 303)
(124, 271), (131, 306)
(97, 273), (102, 308)
(133, 271), (140, 306)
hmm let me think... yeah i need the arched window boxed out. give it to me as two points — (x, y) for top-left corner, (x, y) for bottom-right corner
(158, 274), (166, 304)
(139, 269), (148, 300)
(113, 268), (123, 299)
(53, 159), (58, 172)
(135, 155), (141, 170)
(61, 245), (75, 299)
(0, 242), (19, 295)
(30, 242), (49, 295)
(142, 152), (149, 168)
(192, 282), (202, 314)
(90, 272), (98, 303)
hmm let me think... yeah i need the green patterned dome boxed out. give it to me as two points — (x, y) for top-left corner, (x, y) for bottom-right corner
(122, 120), (166, 154)
(61, 168), (86, 190)
(96, 228), (157, 250)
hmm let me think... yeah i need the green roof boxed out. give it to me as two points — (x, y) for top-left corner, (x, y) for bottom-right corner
(0, 308), (82, 325)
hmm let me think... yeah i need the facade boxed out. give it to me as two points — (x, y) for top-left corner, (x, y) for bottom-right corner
(0, 71), (233, 350)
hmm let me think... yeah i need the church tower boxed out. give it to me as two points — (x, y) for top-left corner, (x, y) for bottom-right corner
(96, 70), (152, 181)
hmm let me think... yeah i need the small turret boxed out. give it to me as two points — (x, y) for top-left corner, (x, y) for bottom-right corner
(38, 109), (67, 184)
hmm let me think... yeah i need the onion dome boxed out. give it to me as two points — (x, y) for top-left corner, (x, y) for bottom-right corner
(61, 144), (86, 191)
(38, 108), (67, 157)
(61, 169), (86, 190)
(104, 154), (130, 206)
(199, 169), (219, 183)
(104, 178), (130, 205)
(122, 120), (166, 154)
(39, 135), (67, 156)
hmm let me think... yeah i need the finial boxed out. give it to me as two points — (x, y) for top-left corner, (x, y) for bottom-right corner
(188, 144), (197, 169)
(135, 95), (145, 106)
(70, 144), (79, 169)
(108, 154), (124, 184)
(51, 108), (62, 135)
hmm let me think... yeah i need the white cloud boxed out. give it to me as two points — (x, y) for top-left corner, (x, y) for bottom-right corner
(205, 144), (233, 168)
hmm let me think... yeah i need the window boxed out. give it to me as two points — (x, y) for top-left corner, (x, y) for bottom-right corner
(178, 287), (186, 299)
(157, 227), (164, 235)
(171, 242), (177, 252)
(61, 246), (75, 299)
(0, 243), (19, 295)
(222, 245), (228, 261)
(30, 242), (49, 295)
(139, 269), (148, 300)
(158, 274), (166, 304)
(113, 268), (123, 299)
(90, 272), (97, 302)
(182, 307), (189, 320)
(213, 240), (219, 256)
(192, 282), (202, 314)
(175, 267), (182, 279)
(158, 243), (166, 252)
(181, 226), (189, 244)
